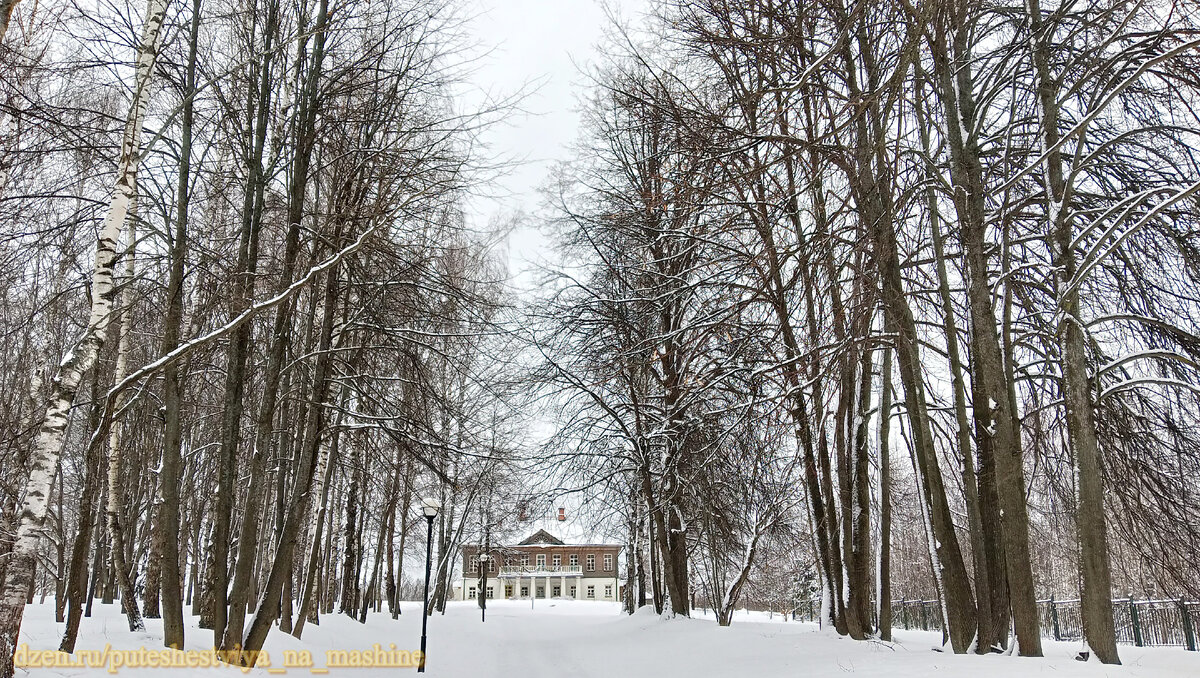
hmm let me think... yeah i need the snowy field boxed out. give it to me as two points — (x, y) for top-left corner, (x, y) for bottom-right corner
(14, 600), (1200, 677)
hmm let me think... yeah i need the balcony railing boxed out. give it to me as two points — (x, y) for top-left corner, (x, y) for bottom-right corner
(497, 565), (583, 575)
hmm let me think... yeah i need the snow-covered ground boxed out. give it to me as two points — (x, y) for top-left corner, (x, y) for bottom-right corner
(14, 600), (1200, 677)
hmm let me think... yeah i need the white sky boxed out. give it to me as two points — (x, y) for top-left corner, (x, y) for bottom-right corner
(460, 0), (650, 288)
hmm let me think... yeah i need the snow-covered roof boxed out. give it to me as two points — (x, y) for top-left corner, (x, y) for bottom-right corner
(503, 506), (621, 547)
(518, 529), (565, 545)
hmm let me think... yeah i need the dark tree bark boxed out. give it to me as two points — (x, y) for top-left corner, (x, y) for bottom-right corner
(59, 376), (107, 653)
(877, 348), (894, 641)
(1026, 0), (1119, 663)
(222, 0), (284, 657)
(925, 5), (1041, 653)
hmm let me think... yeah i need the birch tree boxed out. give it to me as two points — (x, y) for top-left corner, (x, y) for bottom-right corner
(0, 0), (166, 674)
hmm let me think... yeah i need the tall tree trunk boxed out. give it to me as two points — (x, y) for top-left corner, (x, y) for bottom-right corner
(837, 0), (978, 650)
(105, 203), (145, 633)
(870, 195), (978, 652)
(794, 144), (847, 632)
(210, 67), (267, 655)
(914, 68), (1000, 652)
(157, 0), (200, 651)
(847, 343), (875, 638)
(623, 485), (638, 614)
(222, 0), (283, 656)
(339, 429), (362, 617)
(86, 508), (105, 618)
(1026, 0), (1118, 663)
(0, 2), (166, 674)
(641, 466), (686, 616)
(360, 495), (387, 622)
(390, 455), (413, 617)
(141, 461), (161, 619)
(927, 12), (1041, 653)
(380, 442), (404, 617)
(53, 469), (65, 622)
(877, 347), (893, 641)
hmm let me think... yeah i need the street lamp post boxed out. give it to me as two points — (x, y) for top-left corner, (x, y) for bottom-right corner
(478, 554), (488, 623)
(418, 497), (441, 674)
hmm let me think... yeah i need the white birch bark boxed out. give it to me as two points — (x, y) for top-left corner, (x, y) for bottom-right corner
(0, 1), (166, 675)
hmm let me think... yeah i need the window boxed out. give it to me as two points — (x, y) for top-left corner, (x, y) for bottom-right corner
(521, 586), (529, 597)
(468, 587), (477, 599)
(536, 554), (546, 568)
(552, 586), (561, 597)
(604, 554), (613, 571)
(569, 554), (578, 567)
(520, 555), (529, 566)
(469, 556), (478, 573)
(505, 585), (513, 598)
(486, 587), (494, 599)
(586, 586), (595, 599)
(570, 586), (577, 598)
(536, 586), (545, 598)
(552, 554), (561, 567)
(489, 558), (496, 572)
(586, 555), (595, 572)
(605, 585), (613, 598)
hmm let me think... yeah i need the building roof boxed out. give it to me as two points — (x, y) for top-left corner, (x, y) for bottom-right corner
(517, 529), (564, 545)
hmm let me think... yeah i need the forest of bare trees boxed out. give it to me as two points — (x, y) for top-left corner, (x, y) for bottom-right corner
(533, 0), (1200, 664)
(2, 0), (1200, 675)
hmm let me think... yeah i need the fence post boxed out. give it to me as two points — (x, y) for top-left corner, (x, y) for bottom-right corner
(919, 601), (927, 630)
(1050, 595), (1061, 641)
(1129, 597), (1144, 647)
(1180, 599), (1196, 652)
(901, 598), (909, 630)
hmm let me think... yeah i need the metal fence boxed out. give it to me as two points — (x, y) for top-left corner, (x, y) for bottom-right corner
(1042, 597), (1200, 650)
(791, 597), (1199, 651)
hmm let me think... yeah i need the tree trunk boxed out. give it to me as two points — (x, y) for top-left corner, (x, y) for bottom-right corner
(847, 344), (875, 637)
(927, 14), (1041, 653)
(156, 0), (199, 651)
(222, 0), (284, 657)
(242, 191), (339, 662)
(877, 347), (893, 641)
(105, 203), (145, 633)
(293, 405), (342, 638)
(837, 0), (977, 649)
(913, 68), (999, 651)
(59, 375), (107, 653)
(339, 429), (362, 617)
(1026, 0), (1118, 662)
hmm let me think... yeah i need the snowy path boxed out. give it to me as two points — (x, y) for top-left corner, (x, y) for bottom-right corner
(15, 600), (1200, 677)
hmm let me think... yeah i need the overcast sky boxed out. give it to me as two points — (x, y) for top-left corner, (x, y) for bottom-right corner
(460, 0), (649, 288)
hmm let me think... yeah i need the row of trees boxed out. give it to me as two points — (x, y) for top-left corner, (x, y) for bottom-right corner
(0, 1), (523, 676)
(536, 0), (1200, 664)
